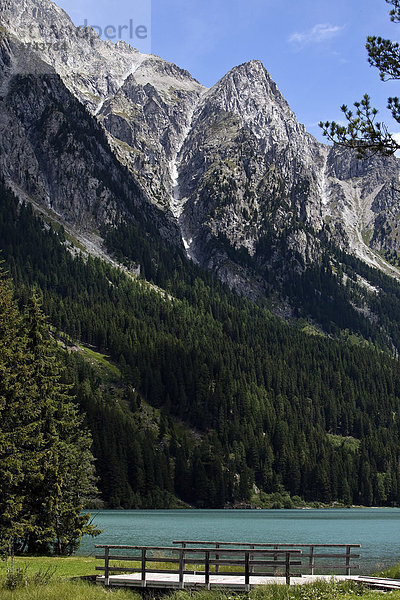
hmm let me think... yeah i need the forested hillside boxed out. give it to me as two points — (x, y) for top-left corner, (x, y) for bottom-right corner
(2, 179), (400, 508)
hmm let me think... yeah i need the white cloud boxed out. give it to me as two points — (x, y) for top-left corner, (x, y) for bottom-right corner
(391, 132), (400, 144)
(288, 23), (344, 48)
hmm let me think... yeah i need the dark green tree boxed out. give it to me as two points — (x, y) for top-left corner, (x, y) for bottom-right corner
(0, 271), (100, 555)
(320, 0), (400, 156)
(0, 267), (40, 555)
(22, 293), (101, 554)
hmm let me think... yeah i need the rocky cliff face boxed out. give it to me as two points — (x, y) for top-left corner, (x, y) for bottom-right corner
(1, 0), (400, 292)
(0, 30), (180, 246)
(97, 57), (204, 211)
(0, 0), (146, 111)
(175, 61), (327, 277)
(171, 60), (400, 287)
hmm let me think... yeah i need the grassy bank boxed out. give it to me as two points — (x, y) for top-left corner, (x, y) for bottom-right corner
(0, 579), (131, 599)
(378, 562), (400, 579)
(0, 556), (98, 579)
(1, 556), (400, 600)
(0, 578), (399, 600)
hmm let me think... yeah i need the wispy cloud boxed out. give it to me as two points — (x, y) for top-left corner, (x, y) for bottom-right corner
(288, 23), (344, 48)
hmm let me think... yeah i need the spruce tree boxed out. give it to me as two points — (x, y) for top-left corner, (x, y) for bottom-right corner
(0, 267), (40, 554)
(0, 270), (100, 555)
(22, 292), (100, 554)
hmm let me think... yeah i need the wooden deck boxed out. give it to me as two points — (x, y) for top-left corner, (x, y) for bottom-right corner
(95, 541), (362, 591)
(96, 573), (400, 591)
(96, 572), (358, 590)
(356, 576), (400, 591)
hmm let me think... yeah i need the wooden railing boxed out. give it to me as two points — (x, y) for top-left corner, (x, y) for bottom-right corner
(173, 541), (361, 575)
(95, 544), (302, 588)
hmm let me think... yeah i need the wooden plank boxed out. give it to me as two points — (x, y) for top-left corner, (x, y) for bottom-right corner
(309, 553), (360, 559)
(141, 548), (146, 586)
(358, 576), (400, 582)
(104, 547), (110, 587)
(173, 558), (301, 567)
(300, 553), (360, 560)
(173, 541), (360, 548)
(100, 567), (204, 575)
(97, 555), (140, 562)
(358, 580), (400, 590)
(245, 552), (250, 591)
(181, 544), (186, 576)
(285, 552), (291, 585)
(137, 557), (181, 564)
(98, 572), (377, 593)
(205, 551), (210, 588)
(96, 545), (300, 556)
(357, 577), (400, 586)
(99, 555), (180, 563)
(96, 545), (198, 551)
(309, 545), (314, 575)
(248, 560), (302, 566)
(179, 549), (184, 589)
(346, 545), (351, 576)
(98, 567), (141, 573)
(303, 564), (360, 571)
(273, 545), (279, 576)
(250, 544), (254, 575)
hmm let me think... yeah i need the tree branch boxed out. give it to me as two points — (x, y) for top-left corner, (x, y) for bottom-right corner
(366, 36), (400, 81)
(319, 94), (400, 157)
(386, 0), (400, 23)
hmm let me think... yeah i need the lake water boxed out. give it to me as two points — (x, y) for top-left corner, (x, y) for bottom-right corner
(78, 508), (400, 574)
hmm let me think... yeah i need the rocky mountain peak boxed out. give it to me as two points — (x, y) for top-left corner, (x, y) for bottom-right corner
(0, 0), (203, 113)
(205, 59), (292, 115)
(1, 0), (400, 291)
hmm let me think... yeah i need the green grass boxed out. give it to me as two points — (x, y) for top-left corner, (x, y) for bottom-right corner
(361, 229), (373, 246)
(0, 556), (97, 579)
(0, 577), (391, 600)
(0, 556), (132, 599)
(0, 579), (136, 599)
(35, 210), (87, 254)
(151, 581), (400, 600)
(78, 346), (121, 378)
(2, 558), (400, 600)
(377, 562), (400, 579)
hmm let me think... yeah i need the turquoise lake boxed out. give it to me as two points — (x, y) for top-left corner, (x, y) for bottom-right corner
(78, 508), (400, 574)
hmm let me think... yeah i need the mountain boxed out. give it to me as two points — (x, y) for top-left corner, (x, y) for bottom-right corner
(2, 0), (400, 290)
(3, 0), (400, 510)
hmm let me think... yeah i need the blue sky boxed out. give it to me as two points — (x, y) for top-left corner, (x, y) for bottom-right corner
(56, 0), (400, 143)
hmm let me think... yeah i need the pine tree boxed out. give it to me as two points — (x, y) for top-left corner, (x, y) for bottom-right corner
(0, 270), (100, 555)
(0, 267), (40, 554)
(22, 292), (100, 554)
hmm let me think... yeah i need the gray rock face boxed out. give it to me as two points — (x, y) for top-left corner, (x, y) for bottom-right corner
(175, 60), (327, 273)
(0, 31), (180, 245)
(171, 60), (400, 283)
(2, 0), (400, 289)
(0, 0), (146, 111)
(97, 58), (204, 211)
